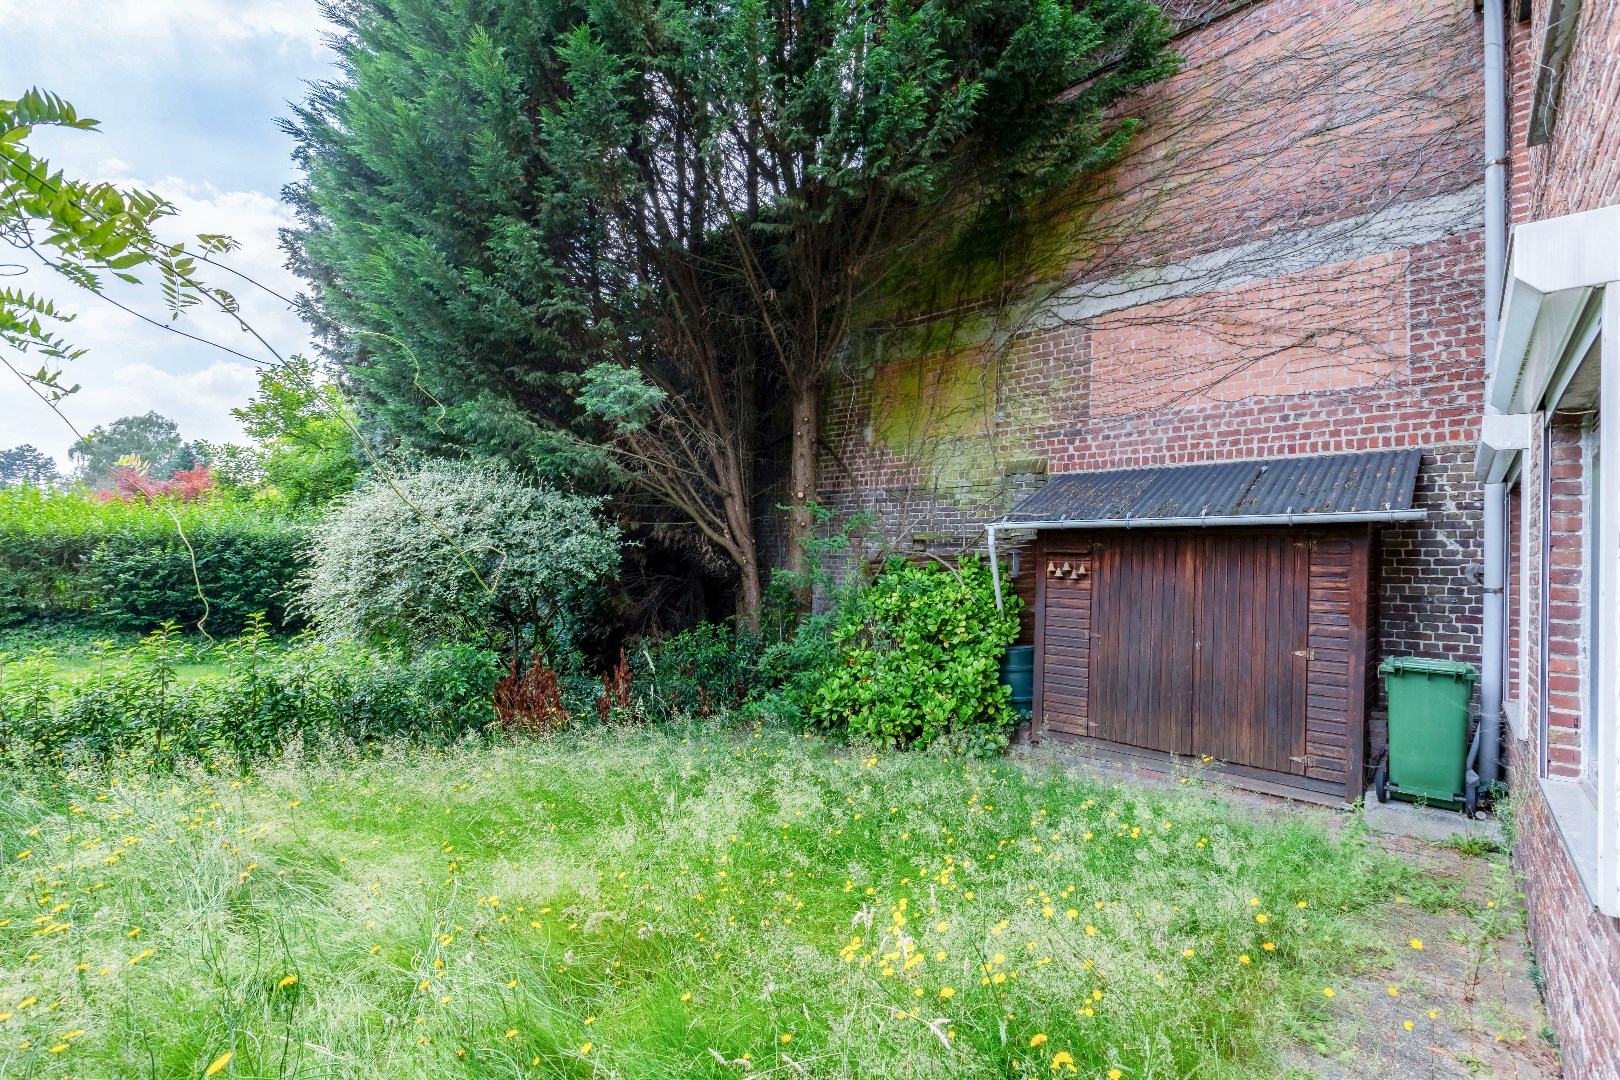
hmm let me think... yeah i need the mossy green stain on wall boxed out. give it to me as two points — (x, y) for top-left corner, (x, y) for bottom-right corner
(860, 343), (1064, 502)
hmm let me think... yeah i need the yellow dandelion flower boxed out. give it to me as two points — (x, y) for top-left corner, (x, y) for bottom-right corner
(1029, 1033), (1047, 1047)
(277, 975), (297, 989)
(505, 1029), (518, 1039)
(680, 992), (692, 1001)
(1323, 988), (1335, 998)
(1239, 955), (1251, 964)
(1404, 1020), (1414, 1031)
(939, 987), (955, 998)
(48, 1044), (67, 1054)
(205, 1051), (234, 1076)
(1409, 939), (1423, 950)
(780, 1033), (792, 1044)
(578, 1042), (592, 1055)
(1110, 1070), (1123, 1080)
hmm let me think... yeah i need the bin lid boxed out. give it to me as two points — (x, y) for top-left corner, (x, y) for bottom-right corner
(1378, 656), (1478, 680)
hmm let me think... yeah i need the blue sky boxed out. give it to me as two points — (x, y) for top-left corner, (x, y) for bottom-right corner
(1, 0), (335, 466)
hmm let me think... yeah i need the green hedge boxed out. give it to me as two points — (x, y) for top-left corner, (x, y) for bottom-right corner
(0, 620), (502, 765)
(0, 486), (310, 634)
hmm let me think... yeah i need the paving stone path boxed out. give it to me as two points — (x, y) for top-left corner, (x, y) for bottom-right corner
(1025, 745), (1562, 1078)
(1284, 833), (1560, 1079)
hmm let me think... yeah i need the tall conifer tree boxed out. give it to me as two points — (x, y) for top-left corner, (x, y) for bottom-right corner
(285, 0), (1174, 619)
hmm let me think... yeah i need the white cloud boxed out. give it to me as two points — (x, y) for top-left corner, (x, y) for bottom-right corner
(1, 0), (328, 53)
(0, 177), (312, 468)
(0, 0), (330, 469)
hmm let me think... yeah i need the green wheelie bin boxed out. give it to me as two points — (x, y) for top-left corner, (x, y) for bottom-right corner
(1374, 657), (1480, 815)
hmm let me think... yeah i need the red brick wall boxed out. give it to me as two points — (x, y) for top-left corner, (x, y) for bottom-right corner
(1507, 481), (1522, 699)
(819, 0), (1487, 674)
(1512, 0), (1620, 220)
(1510, 743), (1620, 1080)
(1077, 0), (1481, 271)
(1543, 414), (1588, 779)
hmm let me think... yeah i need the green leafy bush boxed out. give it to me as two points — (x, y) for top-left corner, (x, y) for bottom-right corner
(0, 485), (310, 634)
(295, 463), (620, 662)
(808, 555), (1020, 755)
(0, 620), (502, 765)
(622, 623), (765, 723)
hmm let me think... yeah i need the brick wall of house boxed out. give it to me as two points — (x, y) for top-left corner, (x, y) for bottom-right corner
(1511, 398), (1620, 1080)
(1499, 3), (1620, 1073)
(1513, 0), (1620, 222)
(1510, 746), (1620, 1080)
(1543, 414), (1588, 779)
(1506, 481), (1521, 700)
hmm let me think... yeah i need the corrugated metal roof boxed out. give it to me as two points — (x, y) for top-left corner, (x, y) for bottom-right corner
(1004, 449), (1424, 524)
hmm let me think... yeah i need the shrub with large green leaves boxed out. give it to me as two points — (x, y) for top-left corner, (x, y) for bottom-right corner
(809, 555), (1020, 755)
(295, 462), (621, 662)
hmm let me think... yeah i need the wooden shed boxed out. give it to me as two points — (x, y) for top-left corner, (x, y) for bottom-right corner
(988, 450), (1426, 803)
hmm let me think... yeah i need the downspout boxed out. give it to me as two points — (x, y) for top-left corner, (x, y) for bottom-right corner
(988, 524), (1004, 610)
(1479, 0), (1507, 789)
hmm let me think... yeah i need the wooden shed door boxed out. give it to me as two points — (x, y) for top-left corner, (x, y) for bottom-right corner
(1088, 533), (1197, 756)
(1084, 532), (1310, 775)
(1189, 533), (1310, 774)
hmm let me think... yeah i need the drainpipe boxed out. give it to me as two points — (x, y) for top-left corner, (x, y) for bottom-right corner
(1478, 0), (1507, 789)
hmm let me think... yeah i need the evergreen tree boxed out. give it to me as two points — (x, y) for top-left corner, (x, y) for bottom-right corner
(0, 444), (58, 488)
(286, 0), (1175, 618)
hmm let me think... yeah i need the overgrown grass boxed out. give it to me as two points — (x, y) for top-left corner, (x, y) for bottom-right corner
(0, 725), (1455, 1078)
(0, 624), (224, 682)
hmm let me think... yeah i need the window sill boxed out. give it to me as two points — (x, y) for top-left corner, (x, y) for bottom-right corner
(1503, 697), (1524, 741)
(1539, 776), (1600, 906)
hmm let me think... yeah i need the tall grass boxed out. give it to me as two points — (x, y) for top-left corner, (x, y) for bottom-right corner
(0, 726), (1450, 1078)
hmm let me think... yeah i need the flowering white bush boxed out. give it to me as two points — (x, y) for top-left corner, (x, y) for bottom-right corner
(296, 462), (620, 660)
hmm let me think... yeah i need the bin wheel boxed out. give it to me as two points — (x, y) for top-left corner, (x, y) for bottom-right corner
(1373, 762), (1389, 804)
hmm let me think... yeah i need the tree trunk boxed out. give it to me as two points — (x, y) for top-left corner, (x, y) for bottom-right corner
(734, 549), (763, 629)
(786, 379), (819, 609)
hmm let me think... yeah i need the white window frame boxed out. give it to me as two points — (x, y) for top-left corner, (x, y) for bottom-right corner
(1594, 284), (1619, 915)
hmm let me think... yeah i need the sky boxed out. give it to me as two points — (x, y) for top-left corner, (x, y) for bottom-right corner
(1, 0), (336, 468)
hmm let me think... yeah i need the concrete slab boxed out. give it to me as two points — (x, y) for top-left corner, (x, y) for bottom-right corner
(1361, 788), (1506, 845)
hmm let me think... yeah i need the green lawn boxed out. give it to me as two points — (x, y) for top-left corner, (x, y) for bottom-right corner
(0, 725), (1464, 1078)
(0, 625), (224, 683)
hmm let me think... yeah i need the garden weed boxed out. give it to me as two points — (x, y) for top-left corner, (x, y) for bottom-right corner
(0, 724), (1466, 1078)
